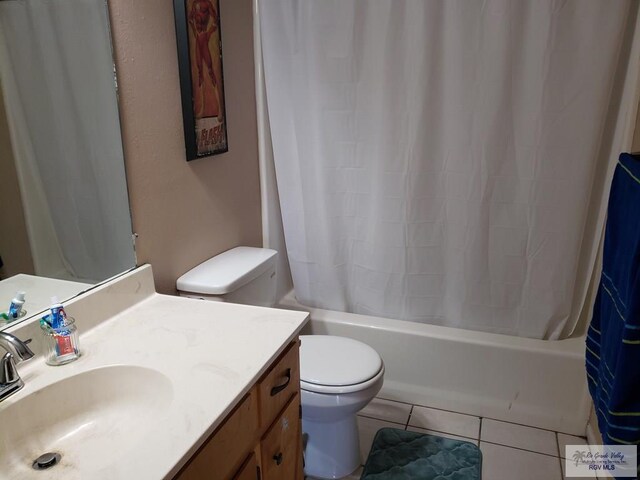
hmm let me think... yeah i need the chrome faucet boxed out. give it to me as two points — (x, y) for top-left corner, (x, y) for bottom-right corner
(0, 331), (34, 402)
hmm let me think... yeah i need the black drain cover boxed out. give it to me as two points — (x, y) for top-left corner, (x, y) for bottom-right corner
(32, 452), (61, 470)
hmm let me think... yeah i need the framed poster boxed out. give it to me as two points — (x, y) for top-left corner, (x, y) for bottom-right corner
(174, 0), (228, 160)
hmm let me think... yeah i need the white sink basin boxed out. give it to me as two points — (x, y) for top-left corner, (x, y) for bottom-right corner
(0, 365), (173, 477)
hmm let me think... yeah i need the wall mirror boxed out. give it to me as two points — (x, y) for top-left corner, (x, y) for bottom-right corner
(0, 0), (136, 330)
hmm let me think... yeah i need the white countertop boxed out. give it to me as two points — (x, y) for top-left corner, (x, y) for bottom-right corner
(0, 271), (308, 479)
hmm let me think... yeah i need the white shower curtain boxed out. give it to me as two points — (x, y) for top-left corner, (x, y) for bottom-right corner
(260, 0), (640, 339)
(0, 0), (135, 282)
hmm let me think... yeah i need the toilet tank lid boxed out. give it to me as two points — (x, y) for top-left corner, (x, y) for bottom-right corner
(176, 247), (277, 295)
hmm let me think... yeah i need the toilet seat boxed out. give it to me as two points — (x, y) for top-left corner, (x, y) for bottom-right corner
(301, 366), (385, 394)
(300, 335), (384, 394)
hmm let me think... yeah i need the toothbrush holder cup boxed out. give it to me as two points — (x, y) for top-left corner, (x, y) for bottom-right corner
(41, 317), (80, 366)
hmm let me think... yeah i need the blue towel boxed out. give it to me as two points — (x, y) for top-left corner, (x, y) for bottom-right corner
(587, 153), (640, 452)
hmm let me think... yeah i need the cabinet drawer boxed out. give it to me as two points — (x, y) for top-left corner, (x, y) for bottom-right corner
(257, 341), (300, 431)
(260, 393), (302, 480)
(232, 452), (258, 480)
(176, 389), (259, 480)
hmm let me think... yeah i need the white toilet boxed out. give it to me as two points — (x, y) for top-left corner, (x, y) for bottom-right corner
(299, 335), (384, 479)
(176, 246), (384, 479)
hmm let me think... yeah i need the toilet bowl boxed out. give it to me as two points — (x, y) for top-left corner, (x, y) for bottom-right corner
(300, 335), (384, 479)
(176, 247), (384, 479)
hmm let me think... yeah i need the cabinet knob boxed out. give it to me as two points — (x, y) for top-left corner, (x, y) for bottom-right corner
(273, 452), (283, 466)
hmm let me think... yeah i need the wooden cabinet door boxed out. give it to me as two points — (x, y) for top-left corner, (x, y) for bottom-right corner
(176, 391), (259, 480)
(260, 394), (302, 480)
(233, 452), (258, 480)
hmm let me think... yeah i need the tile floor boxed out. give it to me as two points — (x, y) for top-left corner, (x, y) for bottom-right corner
(308, 397), (603, 480)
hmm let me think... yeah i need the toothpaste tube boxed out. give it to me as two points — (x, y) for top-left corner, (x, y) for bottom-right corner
(8, 291), (25, 319)
(48, 298), (74, 357)
(50, 296), (67, 328)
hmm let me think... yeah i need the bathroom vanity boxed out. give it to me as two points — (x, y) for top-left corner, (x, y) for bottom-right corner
(176, 341), (302, 480)
(0, 265), (308, 480)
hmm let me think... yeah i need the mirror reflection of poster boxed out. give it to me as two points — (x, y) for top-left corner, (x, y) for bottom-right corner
(174, 0), (228, 160)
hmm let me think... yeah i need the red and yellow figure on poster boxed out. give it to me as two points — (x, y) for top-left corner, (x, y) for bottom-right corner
(176, 0), (227, 159)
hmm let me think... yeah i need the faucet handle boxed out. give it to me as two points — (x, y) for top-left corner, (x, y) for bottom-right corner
(0, 332), (35, 361)
(0, 352), (19, 385)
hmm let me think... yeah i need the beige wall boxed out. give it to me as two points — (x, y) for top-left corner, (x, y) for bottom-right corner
(0, 91), (35, 278)
(108, 0), (261, 294)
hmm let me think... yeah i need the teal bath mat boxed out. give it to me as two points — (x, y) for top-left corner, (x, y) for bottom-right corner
(361, 428), (482, 480)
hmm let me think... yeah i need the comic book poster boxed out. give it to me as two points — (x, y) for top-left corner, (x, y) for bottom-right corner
(175, 0), (227, 159)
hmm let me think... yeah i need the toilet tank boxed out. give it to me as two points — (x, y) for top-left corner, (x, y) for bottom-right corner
(176, 247), (278, 307)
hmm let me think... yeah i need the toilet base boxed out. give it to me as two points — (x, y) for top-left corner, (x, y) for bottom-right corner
(303, 415), (361, 479)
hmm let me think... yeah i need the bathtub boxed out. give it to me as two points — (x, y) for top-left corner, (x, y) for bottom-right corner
(278, 291), (591, 436)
